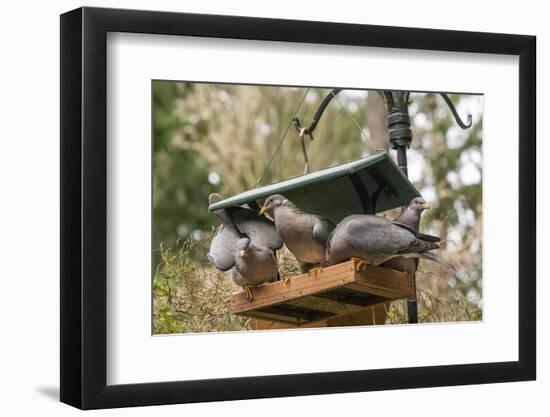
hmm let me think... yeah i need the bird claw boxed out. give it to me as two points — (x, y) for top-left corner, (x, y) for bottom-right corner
(244, 286), (254, 302)
(308, 266), (324, 275)
(351, 257), (367, 272)
(283, 276), (292, 286)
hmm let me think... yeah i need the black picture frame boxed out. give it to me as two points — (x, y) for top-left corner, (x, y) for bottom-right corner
(60, 6), (536, 410)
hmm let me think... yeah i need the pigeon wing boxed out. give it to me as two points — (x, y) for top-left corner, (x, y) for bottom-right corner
(209, 193), (234, 225)
(397, 238), (439, 254)
(347, 217), (416, 255)
(233, 209), (283, 250)
(312, 217), (336, 247)
(415, 232), (441, 243)
(392, 221), (441, 242)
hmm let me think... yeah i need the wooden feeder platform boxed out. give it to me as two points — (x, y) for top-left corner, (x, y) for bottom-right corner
(230, 259), (414, 328)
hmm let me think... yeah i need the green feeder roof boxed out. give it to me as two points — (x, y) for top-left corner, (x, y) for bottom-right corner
(208, 151), (420, 224)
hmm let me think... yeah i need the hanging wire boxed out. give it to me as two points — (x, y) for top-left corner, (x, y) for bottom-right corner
(330, 90), (384, 153)
(254, 88), (311, 186)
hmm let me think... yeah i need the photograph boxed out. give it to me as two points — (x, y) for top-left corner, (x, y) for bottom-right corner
(53, 4), (536, 412)
(152, 81), (483, 334)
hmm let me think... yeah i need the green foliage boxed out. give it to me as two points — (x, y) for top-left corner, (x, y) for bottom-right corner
(153, 82), (220, 263)
(153, 239), (251, 334)
(387, 289), (482, 325)
(410, 93), (483, 311)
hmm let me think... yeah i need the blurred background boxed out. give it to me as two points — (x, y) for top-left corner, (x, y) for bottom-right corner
(152, 81), (483, 333)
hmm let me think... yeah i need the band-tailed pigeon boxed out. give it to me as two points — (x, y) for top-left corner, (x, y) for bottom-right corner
(384, 197), (436, 276)
(325, 212), (454, 271)
(229, 238), (279, 294)
(260, 194), (335, 275)
(393, 197), (430, 232)
(209, 193), (283, 251)
(207, 194), (282, 300)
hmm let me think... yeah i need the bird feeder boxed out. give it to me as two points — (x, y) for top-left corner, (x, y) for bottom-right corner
(209, 151), (421, 328)
(209, 90), (471, 328)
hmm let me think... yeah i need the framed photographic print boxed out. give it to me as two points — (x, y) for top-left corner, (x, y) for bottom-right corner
(60, 6), (536, 409)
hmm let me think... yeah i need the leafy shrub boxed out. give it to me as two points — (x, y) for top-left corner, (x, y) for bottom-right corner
(153, 238), (251, 334)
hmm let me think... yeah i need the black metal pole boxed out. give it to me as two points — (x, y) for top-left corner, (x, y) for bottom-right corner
(395, 146), (418, 323)
(384, 91), (418, 324)
(396, 145), (408, 176)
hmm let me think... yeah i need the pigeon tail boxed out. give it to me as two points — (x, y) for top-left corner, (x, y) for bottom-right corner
(419, 252), (456, 272)
(209, 193), (238, 226)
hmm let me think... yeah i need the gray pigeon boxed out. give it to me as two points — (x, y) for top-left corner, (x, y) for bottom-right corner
(325, 213), (454, 270)
(260, 194), (335, 275)
(384, 197), (435, 276)
(209, 193), (283, 251)
(393, 197), (430, 232)
(207, 194), (282, 300)
(229, 238), (279, 299)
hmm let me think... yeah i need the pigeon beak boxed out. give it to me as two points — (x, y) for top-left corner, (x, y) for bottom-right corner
(259, 206), (268, 215)
(421, 203), (430, 210)
(239, 249), (247, 257)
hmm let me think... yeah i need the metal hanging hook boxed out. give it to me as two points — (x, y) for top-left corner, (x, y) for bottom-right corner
(299, 127), (313, 174)
(292, 88), (340, 175)
(292, 119), (314, 174)
(439, 93), (472, 129)
(292, 88), (342, 137)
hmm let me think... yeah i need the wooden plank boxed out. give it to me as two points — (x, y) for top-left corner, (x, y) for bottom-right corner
(265, 300), (392, 329)
(316, 288), (388, 308)
(259, 304), (332, 322)
(248, 318), (299, 330)
(239, 303), (332, 324)
(230, 259), (414, 326)
(231, 260), (411, 313)
(357, 264), (412, 288)
(326, 302), (391, 327)
(285, 295), (365, 315)
(314, 287), (373, 305)
(248, 301), (392, 329)
(243, 310), (305, 324)
(248, 318), (331, 330)
(354, 264), (414, 298)
(346, 283), (408, 299)
(230, 261), (356, 313)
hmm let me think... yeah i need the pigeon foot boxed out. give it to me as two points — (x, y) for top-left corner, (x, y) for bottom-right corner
(283, 275), (292, 286)
(351, 257), (367, 272)
(244, 286), (254, 302)
(308, 266), (324, 275)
